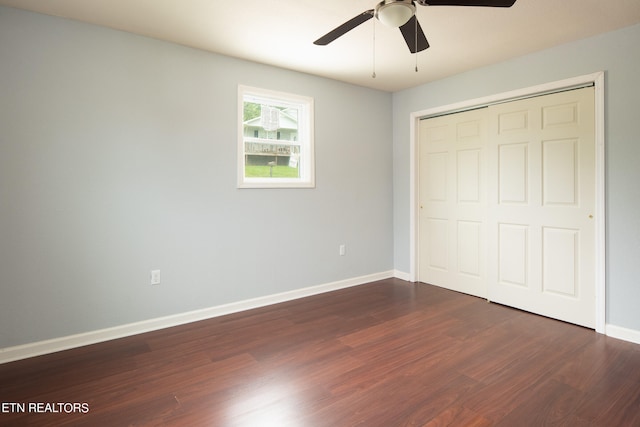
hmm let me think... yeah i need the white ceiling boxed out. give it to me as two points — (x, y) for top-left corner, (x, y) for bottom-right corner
(1, 0), (640, 92)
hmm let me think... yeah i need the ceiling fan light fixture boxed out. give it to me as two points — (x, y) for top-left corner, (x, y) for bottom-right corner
(376, 0), (416, 28)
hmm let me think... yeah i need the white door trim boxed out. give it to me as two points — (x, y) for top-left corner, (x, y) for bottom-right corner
(409, 71), (606, 333)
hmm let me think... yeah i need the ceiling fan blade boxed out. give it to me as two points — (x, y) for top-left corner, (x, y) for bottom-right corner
(314, 10), (375, 45)
(418, 0), (516, 6)
(399, 15), (430, 53)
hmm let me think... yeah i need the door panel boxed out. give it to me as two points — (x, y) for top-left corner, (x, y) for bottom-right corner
(487, 87), (595, 328)
(457, 220), (481, 277)
(498, 223), (529, 287)
(542, 139), (577, 205)
(419, 108), (488, 298)
(542, 226), (579, 296)
(419, 86), (595, 328)
(498, 143), (528, 204)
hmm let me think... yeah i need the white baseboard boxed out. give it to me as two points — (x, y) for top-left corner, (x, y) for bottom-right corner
(606, 324), (640, 345)
(393, 270), (413, 282)
(0, 271), (394, 364)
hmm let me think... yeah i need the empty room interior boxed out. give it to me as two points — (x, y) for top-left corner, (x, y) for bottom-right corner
(1, 1), (640, 425)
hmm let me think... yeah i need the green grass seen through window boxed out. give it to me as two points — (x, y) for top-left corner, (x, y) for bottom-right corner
(245, 165), (299, 178)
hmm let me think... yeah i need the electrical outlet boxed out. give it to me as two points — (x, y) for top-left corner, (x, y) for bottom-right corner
(150, 270), (161, 285)
(339, 244), (346, 256)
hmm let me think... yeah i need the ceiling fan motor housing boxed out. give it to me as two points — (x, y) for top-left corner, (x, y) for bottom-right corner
(376, 0), (416, 28)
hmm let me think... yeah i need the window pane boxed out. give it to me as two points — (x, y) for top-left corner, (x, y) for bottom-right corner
(238, 86), (314, 188)
(243, 102), (300, 178)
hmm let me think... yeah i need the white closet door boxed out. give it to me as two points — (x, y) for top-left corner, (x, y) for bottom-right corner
(419, 108), (488, 298)
(487, 87), (596, 328)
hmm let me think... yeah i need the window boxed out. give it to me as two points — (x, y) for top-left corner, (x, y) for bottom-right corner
(238, 85), (315, 188)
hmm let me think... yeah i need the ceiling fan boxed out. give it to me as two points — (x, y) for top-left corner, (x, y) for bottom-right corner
(314, 0), (517, 54)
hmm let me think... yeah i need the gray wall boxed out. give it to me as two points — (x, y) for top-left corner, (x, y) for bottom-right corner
(393, 23), (640, 331)
(0, 6), (393, 348)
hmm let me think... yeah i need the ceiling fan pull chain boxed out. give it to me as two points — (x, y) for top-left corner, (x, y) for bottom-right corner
(372, 17), (377, 78)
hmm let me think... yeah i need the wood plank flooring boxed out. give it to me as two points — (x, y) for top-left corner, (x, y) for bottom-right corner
(1, 278), (639, 426)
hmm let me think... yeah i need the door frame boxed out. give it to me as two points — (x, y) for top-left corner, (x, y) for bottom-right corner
(409, 72), (606, 333)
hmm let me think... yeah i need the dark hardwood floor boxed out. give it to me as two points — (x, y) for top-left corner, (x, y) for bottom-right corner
(1, 278), (639, 426)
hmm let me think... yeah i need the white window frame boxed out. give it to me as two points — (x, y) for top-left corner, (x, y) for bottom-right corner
(237, 85), (315, 188)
